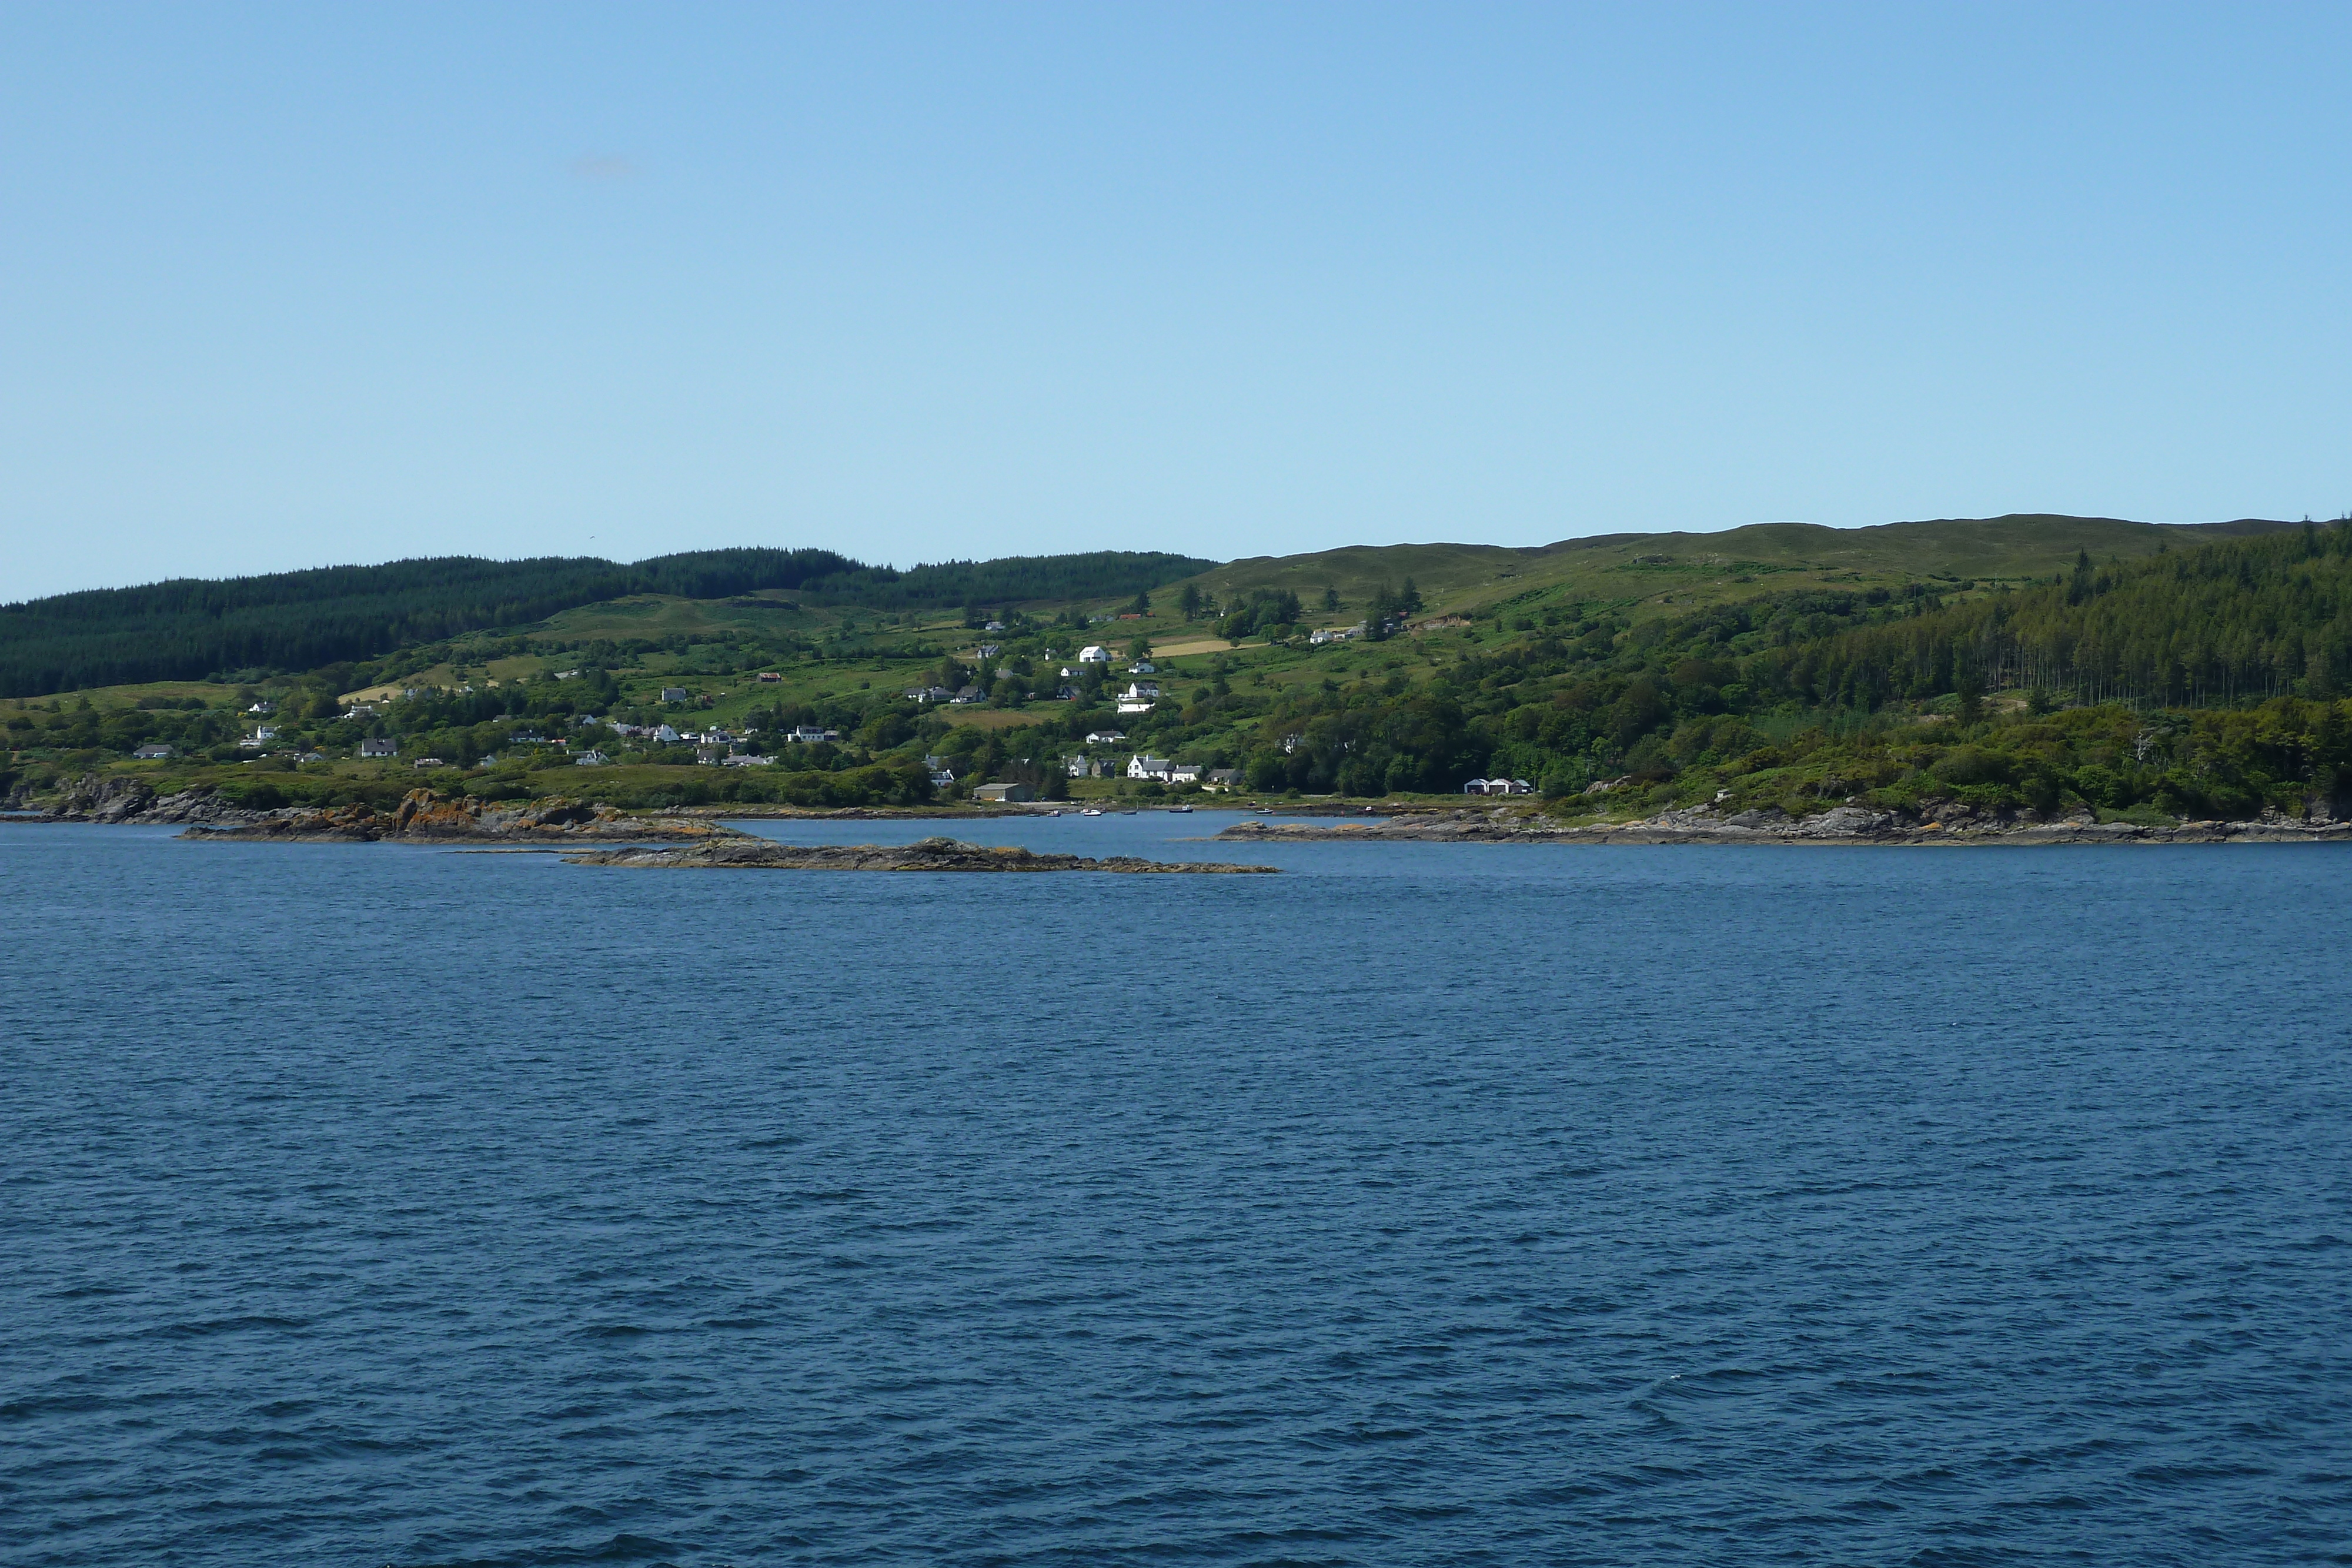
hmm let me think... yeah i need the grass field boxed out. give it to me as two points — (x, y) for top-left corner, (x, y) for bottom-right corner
(2, 680), (243, 714)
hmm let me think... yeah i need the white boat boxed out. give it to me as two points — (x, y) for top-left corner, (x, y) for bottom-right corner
(1080, 808), (1104, 817)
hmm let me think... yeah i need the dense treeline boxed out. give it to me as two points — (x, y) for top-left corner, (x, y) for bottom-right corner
(1762, 521), (2352, 711)
(0, 547), (1214, 696)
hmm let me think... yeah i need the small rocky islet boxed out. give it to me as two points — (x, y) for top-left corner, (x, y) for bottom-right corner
(560, 837), (1277, 873)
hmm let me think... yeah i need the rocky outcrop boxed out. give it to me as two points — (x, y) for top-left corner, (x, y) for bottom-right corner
(138, 787), (261, 825)
(383, 791), (673, 839)
(562, 835), (1278, 872)
(179, 790), (737, 844)
(51, 774), (158, 822)
(23, 777), (273, 826)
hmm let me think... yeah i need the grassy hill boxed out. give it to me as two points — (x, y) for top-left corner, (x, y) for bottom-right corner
(0, 547), (1211, 698)
(1185, 515), (2297, 624)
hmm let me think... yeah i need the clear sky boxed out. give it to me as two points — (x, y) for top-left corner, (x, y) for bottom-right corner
(5, 3), (2348, 599)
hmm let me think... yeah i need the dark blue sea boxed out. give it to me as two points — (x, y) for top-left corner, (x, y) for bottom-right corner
(5, 813), (2350, 1566)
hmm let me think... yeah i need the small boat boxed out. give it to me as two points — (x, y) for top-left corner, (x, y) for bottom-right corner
(1122, 810), (1138, 815)
(1080, 808), (1104, 817)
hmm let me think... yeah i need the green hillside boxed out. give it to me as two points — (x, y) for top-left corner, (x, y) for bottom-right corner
(0, 547), (1212, 698)
(8, 513), (2345, 827)
(1186, 515), (2296, 626)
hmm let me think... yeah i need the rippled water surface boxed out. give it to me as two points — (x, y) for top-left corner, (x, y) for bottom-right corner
(5, 815), (2350, 1566)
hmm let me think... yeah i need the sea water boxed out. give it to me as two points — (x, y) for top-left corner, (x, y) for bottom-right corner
(4, 815), (2348, 1566)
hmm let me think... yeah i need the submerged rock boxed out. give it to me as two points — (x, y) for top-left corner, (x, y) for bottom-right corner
(562, 836), (1278, 873)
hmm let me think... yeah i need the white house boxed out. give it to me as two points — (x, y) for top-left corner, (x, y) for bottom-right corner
(1168, 761), (1204, 783)
(1127, 754), (1173, 781)
(1464, 777), (1534, 796)
(984, 620), (1005, 633)
(1067, 754), (1097, 777)
(660, 687), (690, 703)
(133, 744), (174, 760)
(359, 738), (398, 758)
(721, 753), (776, 767)
(248, 700), (276, 714)
(575, 749), (611, 766)
(1129, 660), (1157, 674)
(1085, 729), (1127, 744)
(1078, 645), (1111, 663)
(788, 726), (838, 744)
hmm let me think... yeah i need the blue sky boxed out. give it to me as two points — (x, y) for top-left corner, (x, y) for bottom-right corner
(4, 3), (2348, 598)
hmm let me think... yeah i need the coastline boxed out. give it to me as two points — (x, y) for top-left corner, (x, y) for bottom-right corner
(12, 775), (2347, 847)
(1215, 806), (2352, 847)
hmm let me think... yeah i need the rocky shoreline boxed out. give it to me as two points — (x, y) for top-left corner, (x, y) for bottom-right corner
(1218, 801), (2352, 847)
(13, 774), (2342, 848)
(181, 790), (736, 844)
(0, 778), (735, 842)
(560, 836), (1277, 872)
